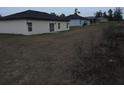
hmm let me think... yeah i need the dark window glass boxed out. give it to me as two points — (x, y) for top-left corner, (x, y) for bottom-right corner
(67, 23), (69, 28)
(50, 23), (54, 32)
(27, 22), (32, 32)
(58, 23), (60, 29)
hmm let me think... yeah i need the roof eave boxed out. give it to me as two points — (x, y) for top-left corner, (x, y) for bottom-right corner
(0, 18), (69, 22)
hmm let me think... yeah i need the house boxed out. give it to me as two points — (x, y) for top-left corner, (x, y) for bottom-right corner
(0, 10), (70, 35)
(66, 13), (90, 27)
(96, 17), (108, 22)
(86, 16), (96, 24)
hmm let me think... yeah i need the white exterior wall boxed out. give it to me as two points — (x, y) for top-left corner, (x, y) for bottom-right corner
(0, 20), (27, 34)
(97, 17), (108, 23)
(53, 21), (69, 32)
(25, 20), (50, 35)
(85, 20), (91, 25)
(69, 19), (86, 27)
(99, 19), (108, 22)
(0, 19), (70, 35)
(26, 20), (69, 35)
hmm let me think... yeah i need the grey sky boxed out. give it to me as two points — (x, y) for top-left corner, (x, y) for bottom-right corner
(0, 7), (123, 17)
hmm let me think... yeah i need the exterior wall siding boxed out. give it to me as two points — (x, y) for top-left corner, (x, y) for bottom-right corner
(86, 20), (91, 25)
(53, 21), (69, 32)
(69, 19), (85, 27)
(84, 20), (91, 25)
(0, 20), (70, 35)
(0, 20), (27, 34)
(26, 20), (69, 35)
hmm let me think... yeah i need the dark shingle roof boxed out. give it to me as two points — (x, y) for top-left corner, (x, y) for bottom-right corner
(66, 14), (88, 20)
(0, 10), (69, 21)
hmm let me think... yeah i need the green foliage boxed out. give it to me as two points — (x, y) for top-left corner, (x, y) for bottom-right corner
(95, 7), (123, 21)
(74, 8), (80, 15)
(108, 9), (113, 21)
(59, 13), (66, 18)
(113, 8), (123, 21)
(103, 12), (108, 18)
(95, 10), (103, 17)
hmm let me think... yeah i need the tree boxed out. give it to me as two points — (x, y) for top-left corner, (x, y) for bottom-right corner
(95, 10), (103, 17)
(95, 11), (100, 17)
(103, 12), (108, 18)
(108, 9), (113, 21)
(99, 10), (103, 17)
(59, 13), (66, 18)
(51, 12), (57, 16)
(113, 7), (123, 21)
(74, 8), (80, 15)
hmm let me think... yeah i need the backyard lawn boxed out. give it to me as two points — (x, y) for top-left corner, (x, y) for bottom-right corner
(0, 22), (124, 84)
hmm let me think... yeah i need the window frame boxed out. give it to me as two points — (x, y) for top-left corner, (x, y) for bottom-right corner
(27, 22), (32, 32)
(58, 23), (60, 29)
(67, 23), (69, 28)
(80, 20), (82, 24)
(49, 23), (54, 32)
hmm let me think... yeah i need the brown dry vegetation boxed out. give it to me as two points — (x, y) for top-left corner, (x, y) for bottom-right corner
(0, 22), (124, 85)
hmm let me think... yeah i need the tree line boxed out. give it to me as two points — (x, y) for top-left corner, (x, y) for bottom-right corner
(50, 8), (80, 18)
(50, 8), (123, 21)
(95, 7), (123, 21)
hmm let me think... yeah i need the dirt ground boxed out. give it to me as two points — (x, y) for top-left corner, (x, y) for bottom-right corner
(0, 22), (124, 85)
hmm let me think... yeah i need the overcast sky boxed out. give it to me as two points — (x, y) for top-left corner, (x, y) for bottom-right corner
(0, 7), (123, 17)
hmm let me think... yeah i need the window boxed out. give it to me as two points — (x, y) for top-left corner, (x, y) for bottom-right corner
(80, 20), (82, 24)
(49, 23), (54, 32)
(67, 23), (69, 28)
(27, 22), (32, 32)
(58, 23), (60, 29)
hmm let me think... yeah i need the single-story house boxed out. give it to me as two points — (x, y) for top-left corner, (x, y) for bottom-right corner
(86, 17), (96, 24)
(0, 10), (70, 35)
(96, 17), (108, 22)
(66, 13), (90, 27)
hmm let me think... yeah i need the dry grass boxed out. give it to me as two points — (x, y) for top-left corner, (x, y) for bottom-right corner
(71, 23), (124, 84)
(0, 22), (124, 84)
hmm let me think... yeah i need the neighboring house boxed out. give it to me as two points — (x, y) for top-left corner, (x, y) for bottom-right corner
(86, 17), (96, 24)
(66, 13), (90, 27)
(0, 10), (70, 35)
(96, 17), (108, 22)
